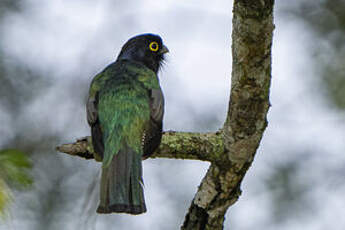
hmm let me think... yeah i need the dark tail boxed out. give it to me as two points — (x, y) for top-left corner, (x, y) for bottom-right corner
(96, 145), (146, 215)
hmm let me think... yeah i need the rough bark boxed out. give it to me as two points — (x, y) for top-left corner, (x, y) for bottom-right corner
(56, 0), (275, 229)
(181, 1), (274, 229)
(56, 131), (224, 162)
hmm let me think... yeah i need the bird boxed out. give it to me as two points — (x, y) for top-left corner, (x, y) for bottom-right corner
(86, 33), (168, 214)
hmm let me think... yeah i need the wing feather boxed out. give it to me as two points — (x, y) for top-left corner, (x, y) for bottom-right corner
(142, 88), (164, 158)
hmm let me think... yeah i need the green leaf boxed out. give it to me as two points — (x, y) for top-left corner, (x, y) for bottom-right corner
(0, 149), (33, 188)
(0, 178), (12, 218)
(0, 149), (33, 217)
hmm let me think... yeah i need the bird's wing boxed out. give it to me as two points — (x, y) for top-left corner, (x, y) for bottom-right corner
(150, 89), (164, 123)
(87, 72), (106, 158)
(142, 88), (164, 158)
(87, 94), (98, 126)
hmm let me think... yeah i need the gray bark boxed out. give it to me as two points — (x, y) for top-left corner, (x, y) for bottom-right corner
(56, 0), (275, 229)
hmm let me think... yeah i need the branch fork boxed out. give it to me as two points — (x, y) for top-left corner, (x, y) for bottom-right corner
(57, 1), (275, 229)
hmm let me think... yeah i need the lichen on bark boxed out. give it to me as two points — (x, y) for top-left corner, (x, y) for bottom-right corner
(56, 0), (275, 229)
(57, 131), (224, 162)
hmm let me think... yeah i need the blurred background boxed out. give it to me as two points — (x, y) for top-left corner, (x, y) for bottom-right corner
(0, 0), (345, 229)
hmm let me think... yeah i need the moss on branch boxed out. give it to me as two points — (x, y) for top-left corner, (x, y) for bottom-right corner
(56, 131), (224, 162)
(56, 0), (274, 229)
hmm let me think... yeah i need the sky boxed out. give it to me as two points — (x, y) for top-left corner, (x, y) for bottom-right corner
(1, 0), (345, 229)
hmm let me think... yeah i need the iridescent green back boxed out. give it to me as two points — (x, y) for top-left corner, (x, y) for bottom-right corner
(95, 60), (160, 167)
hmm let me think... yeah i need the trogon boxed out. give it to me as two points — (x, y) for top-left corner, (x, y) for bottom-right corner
(86, 33), (168, 214)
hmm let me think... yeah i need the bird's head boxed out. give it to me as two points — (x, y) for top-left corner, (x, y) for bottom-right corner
(117, 33), (169, 73)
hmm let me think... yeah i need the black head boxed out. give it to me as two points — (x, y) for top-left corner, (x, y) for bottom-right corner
(117, 33), (169, 73)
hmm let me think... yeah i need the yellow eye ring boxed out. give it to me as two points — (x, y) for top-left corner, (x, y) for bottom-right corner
(149, 41), (159, 52)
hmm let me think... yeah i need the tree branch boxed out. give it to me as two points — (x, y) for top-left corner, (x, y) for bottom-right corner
(56, 0), (274, 229)
(56, 131), (225, 162)
(181, 0), (274, 229)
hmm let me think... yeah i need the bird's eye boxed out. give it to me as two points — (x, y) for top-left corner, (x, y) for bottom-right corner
(149, 41), (159, 52)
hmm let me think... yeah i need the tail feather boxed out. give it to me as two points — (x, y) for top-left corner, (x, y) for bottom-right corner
(97, 145), (146, 215)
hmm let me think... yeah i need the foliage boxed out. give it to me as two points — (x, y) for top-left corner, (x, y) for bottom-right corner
(0, 149), (33, 217)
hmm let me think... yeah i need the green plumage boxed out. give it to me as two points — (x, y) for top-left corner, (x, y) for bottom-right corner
(97, 61), (159, 167)
(87, 34), (167, 214)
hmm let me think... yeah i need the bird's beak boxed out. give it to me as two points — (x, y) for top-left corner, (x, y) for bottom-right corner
(159, 45), (169, 55)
